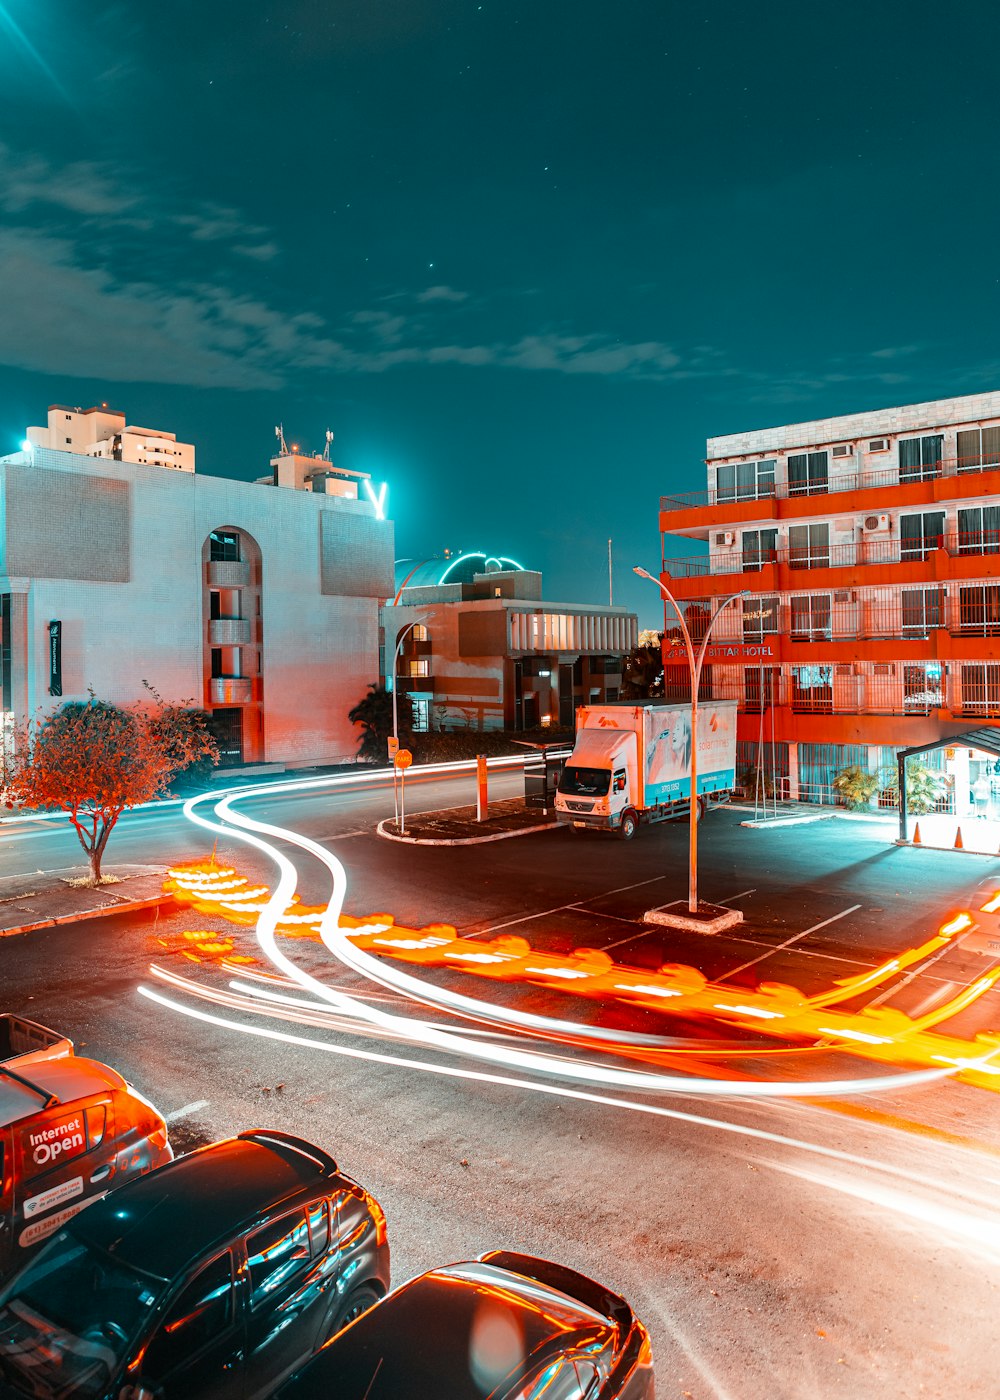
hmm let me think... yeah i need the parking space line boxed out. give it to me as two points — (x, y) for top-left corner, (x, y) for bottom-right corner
(166, 1100), (209, 1122)
(717, 903), (863, 981)
(464, 873), (667, 937)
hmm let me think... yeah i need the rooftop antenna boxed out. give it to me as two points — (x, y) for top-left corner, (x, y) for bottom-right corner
(323, 429), (334, 462)
(275, 423), (289, 455)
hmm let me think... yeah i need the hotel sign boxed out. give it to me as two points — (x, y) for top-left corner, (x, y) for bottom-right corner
(704, 642), (776, 660)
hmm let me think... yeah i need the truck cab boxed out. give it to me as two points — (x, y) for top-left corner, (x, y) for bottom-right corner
(555, 729), (638, 836)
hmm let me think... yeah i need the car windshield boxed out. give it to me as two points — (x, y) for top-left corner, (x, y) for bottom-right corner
(558, 767), (610, 797)
(0, 1230), (162, 1399)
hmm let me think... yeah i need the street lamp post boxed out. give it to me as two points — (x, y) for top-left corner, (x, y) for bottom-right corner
(390, 618), (425, 825)
(634, 566), (746, 915)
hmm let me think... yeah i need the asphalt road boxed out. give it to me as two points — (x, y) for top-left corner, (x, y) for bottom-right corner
(2, 769), (999, 1398)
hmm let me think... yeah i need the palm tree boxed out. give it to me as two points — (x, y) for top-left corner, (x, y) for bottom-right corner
(348, 684), (412, 762)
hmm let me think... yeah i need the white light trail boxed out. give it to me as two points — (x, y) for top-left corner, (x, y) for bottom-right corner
(154, 780), (954, 1101)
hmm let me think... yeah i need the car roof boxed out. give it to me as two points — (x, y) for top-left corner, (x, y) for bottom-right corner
(279, 1259), (612, 1400)
(70, 1134), (336, 1281)
(0, 1056), (128, 1129)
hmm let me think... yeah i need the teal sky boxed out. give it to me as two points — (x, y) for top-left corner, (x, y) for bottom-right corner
(1, 0), (998, 626)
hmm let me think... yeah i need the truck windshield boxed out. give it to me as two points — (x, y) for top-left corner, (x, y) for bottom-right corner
(0, 1229), (161, 1398)
(558, 767), (610, 797)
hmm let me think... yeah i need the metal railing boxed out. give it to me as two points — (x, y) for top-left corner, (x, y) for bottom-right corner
(665, 531), (1000, 578)
(663, 666), (1000, 719)
(659, 453), (1000, 513)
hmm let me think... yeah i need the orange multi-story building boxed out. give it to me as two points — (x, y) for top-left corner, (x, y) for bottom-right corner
(658, 390), (1000, 810)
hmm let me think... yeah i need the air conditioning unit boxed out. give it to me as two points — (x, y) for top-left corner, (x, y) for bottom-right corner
(832, 444), (853, 457)
(833, 590), (857, 603)
(835, 664), (853, 677)
(714, 531), (735, 547)
(874, 663), (895, 677)
(863, 513), (891, 532)
(868, 438), (890, 453)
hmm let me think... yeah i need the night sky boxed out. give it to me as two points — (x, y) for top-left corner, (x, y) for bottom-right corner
(2, 0), (999, 626)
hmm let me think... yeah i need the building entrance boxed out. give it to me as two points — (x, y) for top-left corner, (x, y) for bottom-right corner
(209, 708), (244, 766)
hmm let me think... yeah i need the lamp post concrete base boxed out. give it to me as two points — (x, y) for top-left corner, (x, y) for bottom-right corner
(643, 900), (743, 934)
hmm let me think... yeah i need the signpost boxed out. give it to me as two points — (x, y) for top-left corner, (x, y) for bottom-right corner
(394, 748), (412, 834)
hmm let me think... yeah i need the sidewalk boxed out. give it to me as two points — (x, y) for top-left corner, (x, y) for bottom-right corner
(378, 797), (559, 845)
(0, 865), (171, 938)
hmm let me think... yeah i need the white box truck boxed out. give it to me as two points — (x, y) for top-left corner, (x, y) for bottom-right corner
(554, 700), (738, 838)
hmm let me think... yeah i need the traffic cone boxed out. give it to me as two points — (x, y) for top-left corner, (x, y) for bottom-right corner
(912, 822), (922, 845)
(954, 826), (964, 850)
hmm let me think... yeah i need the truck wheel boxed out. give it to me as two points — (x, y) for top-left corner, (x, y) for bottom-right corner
(618, 810), (638, 840)
(697, 796), (707, 821)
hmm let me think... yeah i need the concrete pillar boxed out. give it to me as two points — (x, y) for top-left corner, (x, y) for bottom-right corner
(787, 743), (800, 801)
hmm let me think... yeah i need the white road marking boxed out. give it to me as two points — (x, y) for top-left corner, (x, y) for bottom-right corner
(719, 903), (863, 980)
(465, 873), (667, 937)
(166, 1100), (209, 1122)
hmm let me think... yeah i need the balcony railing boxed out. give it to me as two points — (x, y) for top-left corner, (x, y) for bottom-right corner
(208, 618), (251, 645)
(660, 453), (1000, 513)
(207, 559), (250, 587)
(662, 668), (1000, 719)
(209, 676), (252, 704)
(665, 531), (1000, 578)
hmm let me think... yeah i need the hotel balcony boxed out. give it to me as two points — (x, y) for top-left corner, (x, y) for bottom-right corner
(209, 676), (253, 704)
(208, 618), (252, 645)
(660, 458), (1000, 534)
(207, 560), (251, 587)
(662, 534), (1000, 598)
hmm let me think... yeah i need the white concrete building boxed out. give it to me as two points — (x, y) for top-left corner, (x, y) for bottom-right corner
(1, 412), (393, 768)
(27, 404), (196, 473)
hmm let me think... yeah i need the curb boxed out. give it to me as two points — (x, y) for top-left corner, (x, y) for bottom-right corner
(0, 892), (174, 939)
(376, 817), (560, 846)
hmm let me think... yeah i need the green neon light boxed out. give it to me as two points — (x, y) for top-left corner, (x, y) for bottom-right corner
(438, 552), (525, 583)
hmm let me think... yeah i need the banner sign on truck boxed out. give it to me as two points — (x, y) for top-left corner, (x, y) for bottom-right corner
(643, 703), (736, 806)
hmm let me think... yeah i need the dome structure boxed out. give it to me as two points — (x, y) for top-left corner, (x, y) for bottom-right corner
(393, 551), (526, 595)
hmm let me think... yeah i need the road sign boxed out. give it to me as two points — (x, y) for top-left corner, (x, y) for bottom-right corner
(387, 736), (399, 758)
(394, 749), (412, 770)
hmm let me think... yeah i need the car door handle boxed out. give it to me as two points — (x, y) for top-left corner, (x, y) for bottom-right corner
(89, 1165), (113, 1183)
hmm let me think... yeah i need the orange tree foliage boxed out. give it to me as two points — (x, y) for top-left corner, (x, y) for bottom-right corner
(1, 695), (219, 883)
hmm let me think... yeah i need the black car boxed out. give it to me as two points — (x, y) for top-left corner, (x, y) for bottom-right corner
(0, 1129), (390, 1400)
(271, 1251), (654, 1400)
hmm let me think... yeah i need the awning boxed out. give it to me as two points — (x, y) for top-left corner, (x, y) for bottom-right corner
(897, 726), (1000, 841)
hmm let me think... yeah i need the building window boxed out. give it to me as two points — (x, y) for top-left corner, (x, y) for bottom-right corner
(792, 664), (833, 712)
(961, 664), (1000, 716)
(744, 666), (779, 712)
(411, 624), (428, 641)
(408, 659), (429, 677)
(958, 585), (1000, 636)
(904, 663), (944, 714)
(788, 451), (829, 496)
(898, 435), (943, 482)
(901, 586), (944, 638)
(743, 596), (779, 643)
(790, 594), (831, 641)
(899, 511), (944, 561)
(716, 459), (776, 502)
(742, 529), (778, 572)
(411, 698), (431, 731)
(957, 505), (1000, 555)
(788, 523), (830, 570)
(209, 530), (241, 562)
(956, 426), (1000, 474)
(211, 648), (224, 678)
